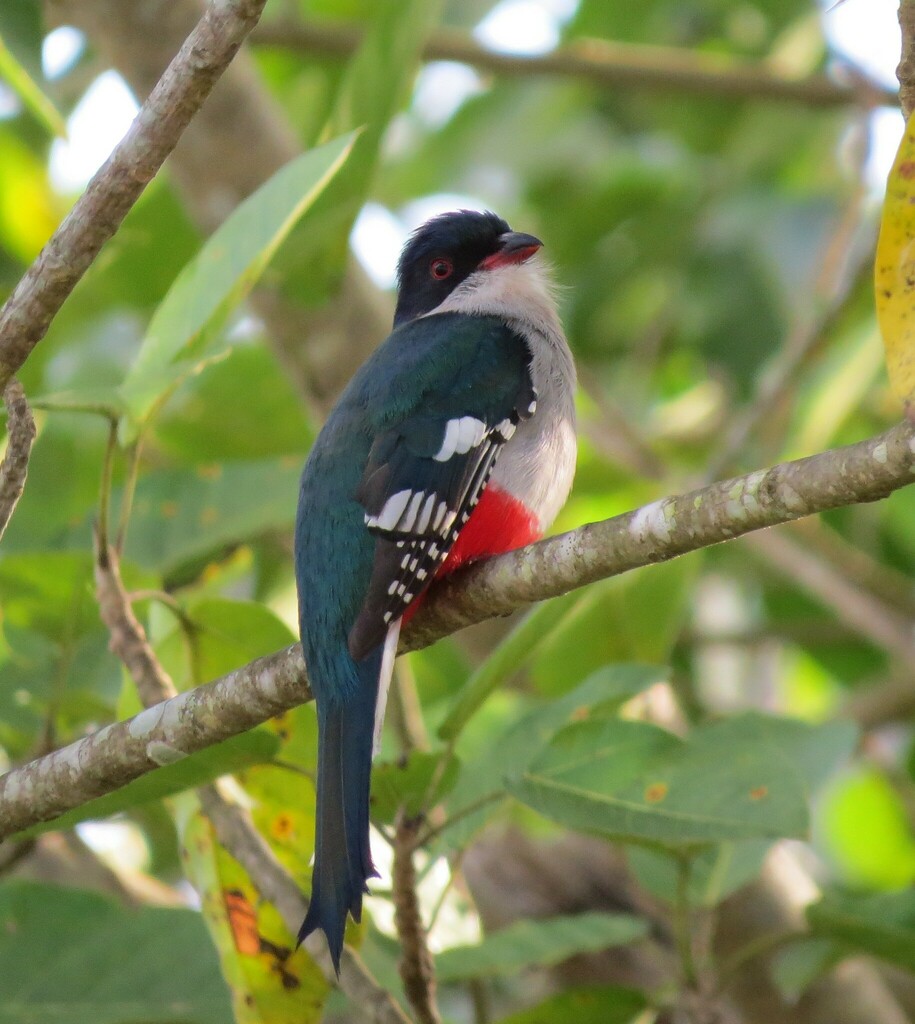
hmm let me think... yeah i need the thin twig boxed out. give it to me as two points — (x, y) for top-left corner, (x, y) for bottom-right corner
(393, 813), (441, 1024)
(2, 420), (915, 837)
(128, 588), (193, 625)
(389, 659), (441, 1023)
(390, 659), (431, 756)
(674, 855), (699, 991)
(96, 418), (119, 559)
(254, 19), (897, 109)
(704, 180), (873, 481)
(789, 517), (915, 620)
(716, 928), (807, 994)
(94, 538), (178, 706)
(417, 792), (506, 848)
(116, 439), (143, 554)
(0, 0), (270, 391)
(0, 380), (36, 542)
(746, 529), (915, 667)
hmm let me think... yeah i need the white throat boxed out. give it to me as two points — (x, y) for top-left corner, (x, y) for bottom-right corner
(430, 257), (563, 339)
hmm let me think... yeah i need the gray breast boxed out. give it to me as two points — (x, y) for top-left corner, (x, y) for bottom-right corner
(492, 317), (577, 531)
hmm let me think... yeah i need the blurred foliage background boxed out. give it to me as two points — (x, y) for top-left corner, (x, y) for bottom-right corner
(0, 0), (914, 1022)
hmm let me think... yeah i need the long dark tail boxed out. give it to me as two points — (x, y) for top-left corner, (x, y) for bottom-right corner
(298, 645), (381, 974)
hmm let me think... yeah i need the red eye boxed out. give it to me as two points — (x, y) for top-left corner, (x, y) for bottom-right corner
(430, 257), (453, 280)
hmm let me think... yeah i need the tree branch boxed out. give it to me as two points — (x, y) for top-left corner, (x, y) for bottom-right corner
(1, 420), (913, 838)
(899, 0), (915, 119)
(393, 813), (441, 1024)
(746, 529), (915, 666)
(408, 420), (915, 648)
(0, 380), (36, 542)
(253, 18), (897, 109)
(0, 0), (269, 392)
(703, 177), (873, 480)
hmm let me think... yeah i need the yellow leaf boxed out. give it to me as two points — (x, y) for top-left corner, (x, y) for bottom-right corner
(173, 792), (330, 1024)
(875, 113), (915, 415)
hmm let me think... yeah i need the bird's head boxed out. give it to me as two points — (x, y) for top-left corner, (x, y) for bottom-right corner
(393, 209), (543, 326)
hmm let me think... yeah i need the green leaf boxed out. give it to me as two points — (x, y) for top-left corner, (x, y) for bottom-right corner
(0, 418), (109, 554)
(531, 559), (695, 695)
(435, 912), (649, 982)
(755, 716), (858, 792)
(0, 882), (232, 1023)
(807, 888), (915, 971)
(771, 938), (842, 1003)
(489, 665), (668, 785)
(819, 768), (915, 888)
(371, 749), (461, 822)
(124, 457), (304, 574)
(12, 728), (281, 840)
(118, 131), (357, 431)
(439, 665), (666, 850)
(0, 551), (96, 637)
(495, 985), (647, 1024)
(439, 592), (581, 741)
(154, 344), (314, 463)
(509, 713), (855, 848)
(0, 552), (126, 755)
(0, 0), (42, 79)
(30, 388), (126, 418)
(0, 31), (67, 138)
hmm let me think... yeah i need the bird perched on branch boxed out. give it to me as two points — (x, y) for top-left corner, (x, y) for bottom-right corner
(295, 209), (577, 971)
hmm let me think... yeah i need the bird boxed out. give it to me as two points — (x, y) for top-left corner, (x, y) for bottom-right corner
(294, 209), (577, 972)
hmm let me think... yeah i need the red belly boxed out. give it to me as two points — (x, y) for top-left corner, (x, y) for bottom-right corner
(402, 486), (540, 624)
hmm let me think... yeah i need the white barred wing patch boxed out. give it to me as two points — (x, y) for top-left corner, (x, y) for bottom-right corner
(365, 488), (453, 534)
(363, 408), (526, 540)
(370, 437), (502, 627)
